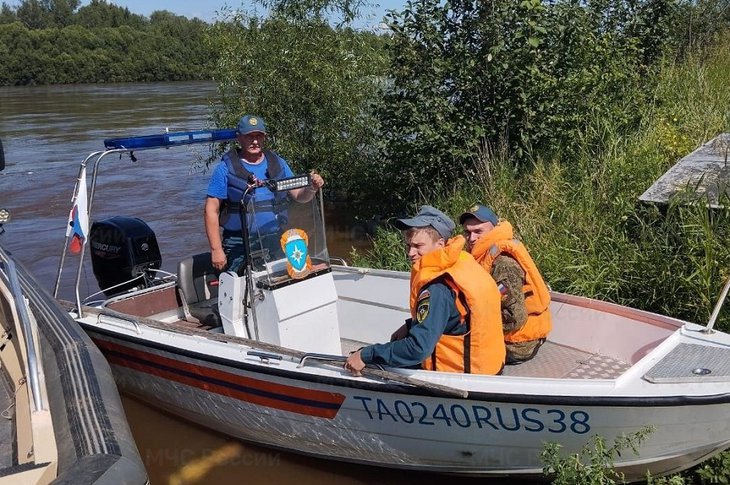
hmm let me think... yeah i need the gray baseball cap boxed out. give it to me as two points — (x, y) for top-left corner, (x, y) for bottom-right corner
(395, 205), (455, 240)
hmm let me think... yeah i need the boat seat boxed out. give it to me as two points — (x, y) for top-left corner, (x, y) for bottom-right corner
(177, 252), (221, 328)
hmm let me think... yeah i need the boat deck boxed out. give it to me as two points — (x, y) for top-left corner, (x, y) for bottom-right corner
(342, 338), (631, 379)
(0, 369), (14, 469)
(100, 281), (632, 382)
(98, 289), (634, 381)
(501, 341), (631, 379)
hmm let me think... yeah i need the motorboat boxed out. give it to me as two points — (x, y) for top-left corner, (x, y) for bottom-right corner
(0, 147), (148, 484)
(52, 129), (730, 481)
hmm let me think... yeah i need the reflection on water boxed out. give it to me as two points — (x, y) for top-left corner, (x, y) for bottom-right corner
(124, 394), (534, 485)
(124, 396), (439, 484)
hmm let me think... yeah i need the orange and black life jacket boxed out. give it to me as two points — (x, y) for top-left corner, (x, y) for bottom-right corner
(471, 221), (552, 343)
(410, 236), (505, 375)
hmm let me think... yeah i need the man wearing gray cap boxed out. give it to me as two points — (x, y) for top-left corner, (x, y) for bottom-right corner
(460, 204), (552, 364)
(204, 114), (325, 273)
(344, 205), (505, 375)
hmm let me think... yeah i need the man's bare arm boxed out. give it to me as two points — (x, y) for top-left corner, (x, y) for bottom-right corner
(204, 197), (227, 271)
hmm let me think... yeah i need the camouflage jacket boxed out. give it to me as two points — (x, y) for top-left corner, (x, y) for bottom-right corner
(491, 254), (528, 333)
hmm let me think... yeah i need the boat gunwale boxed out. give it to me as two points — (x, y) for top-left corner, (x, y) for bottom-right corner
(332, 265), (688, 332)
(4, 253), (149, 484)
(73, 311), (730, 408)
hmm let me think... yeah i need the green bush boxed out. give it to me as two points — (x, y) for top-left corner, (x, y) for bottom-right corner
(375, 0), (677, 202)
(541, 427), (654, 484)
(357, 35), (730, 330)
(205, 11), (387, 202)
(349, 227), (410, 271)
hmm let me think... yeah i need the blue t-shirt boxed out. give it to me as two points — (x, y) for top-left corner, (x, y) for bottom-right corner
(360, 282), (466, 368)
(207, 152), (294, 234)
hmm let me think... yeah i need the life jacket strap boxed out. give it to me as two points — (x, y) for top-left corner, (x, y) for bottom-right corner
(219, 149), (286, 225)
(225, 148), (283, 182)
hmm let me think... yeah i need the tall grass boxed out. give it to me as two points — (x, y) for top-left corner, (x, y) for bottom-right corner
(356, 35), (730, 329)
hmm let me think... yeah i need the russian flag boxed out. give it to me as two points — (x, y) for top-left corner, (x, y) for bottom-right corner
(66, 166), (89, 254)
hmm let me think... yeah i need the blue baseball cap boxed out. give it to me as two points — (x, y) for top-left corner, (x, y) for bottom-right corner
(459, 204), (498, 225)
(395, 205), (455, 240)
(237, 115), (267, 135)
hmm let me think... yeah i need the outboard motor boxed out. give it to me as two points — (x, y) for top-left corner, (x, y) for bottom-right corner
(89, 216), (161, 297)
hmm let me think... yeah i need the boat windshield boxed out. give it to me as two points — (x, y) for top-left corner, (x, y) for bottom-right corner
(247, 187), (330, 289)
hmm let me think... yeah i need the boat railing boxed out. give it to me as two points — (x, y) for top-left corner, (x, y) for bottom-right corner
(0, 246), (45, 411)
(704, 275), (730, 333)
(53, 129), (238, 318)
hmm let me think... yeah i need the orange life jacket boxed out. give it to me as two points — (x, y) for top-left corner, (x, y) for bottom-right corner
(470, 221), (552, 343)
(409, 236), (505, 374)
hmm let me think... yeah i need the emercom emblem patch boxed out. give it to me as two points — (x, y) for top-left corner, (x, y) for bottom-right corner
(416, 297), (430, 323)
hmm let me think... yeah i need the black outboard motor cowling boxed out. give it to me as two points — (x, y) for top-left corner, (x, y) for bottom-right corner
(89, 216), (161, 297)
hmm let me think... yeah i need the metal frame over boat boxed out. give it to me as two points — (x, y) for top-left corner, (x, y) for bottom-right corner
(53, 130), (730, 481)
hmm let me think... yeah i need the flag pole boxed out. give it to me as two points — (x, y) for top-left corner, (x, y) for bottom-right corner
(53, 162), (87, 298)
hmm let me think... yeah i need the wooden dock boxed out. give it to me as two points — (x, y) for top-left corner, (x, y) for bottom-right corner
(640, 133), (730, 208)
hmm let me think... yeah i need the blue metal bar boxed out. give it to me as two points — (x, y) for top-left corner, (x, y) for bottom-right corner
(104, 129), (237, 150)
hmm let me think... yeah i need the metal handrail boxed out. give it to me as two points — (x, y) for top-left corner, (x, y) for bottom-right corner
(53, 148), (129, 317)
(705, 275), (730, 332)
(0, 246), (45, 411)
(54, 129), (240, 316)
(53, 150), (104, 299)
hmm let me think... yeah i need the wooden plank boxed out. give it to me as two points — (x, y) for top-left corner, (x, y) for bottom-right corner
(639, 133), (730, 208)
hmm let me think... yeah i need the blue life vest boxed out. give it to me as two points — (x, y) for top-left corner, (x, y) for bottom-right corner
(220, 149), (289, 233)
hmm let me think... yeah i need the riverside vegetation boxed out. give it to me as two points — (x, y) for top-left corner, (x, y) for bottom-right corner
(348, 4), (730, 479)
(0, 0), (212, 84)
(4, 0), (730, 481)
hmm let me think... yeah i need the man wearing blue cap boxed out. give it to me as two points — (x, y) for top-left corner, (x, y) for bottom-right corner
(344, 205), (505, 376)
(204, 115), (325, 273)
(460, 204), (552, 364)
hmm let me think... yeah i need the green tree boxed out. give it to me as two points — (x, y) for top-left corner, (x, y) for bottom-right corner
(0, 2), (16, 23)
(47, 0), (80, 27)
(376, 0), (676, 203)
(74, 0), (146, 28)
(15, 0), (51, 28)
(0, 0), (215, 85)
(258, 0), (371, 24)
(207, 11), (387, 202)
(12, 0), (79, 28)
(672, 0), (730, 53)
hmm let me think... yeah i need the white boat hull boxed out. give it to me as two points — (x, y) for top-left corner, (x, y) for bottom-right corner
(83, 325), (730, 480)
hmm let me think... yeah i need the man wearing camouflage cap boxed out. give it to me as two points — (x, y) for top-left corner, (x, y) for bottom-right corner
(460, 204), (552, 364)
(344, 205), (505, 376)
